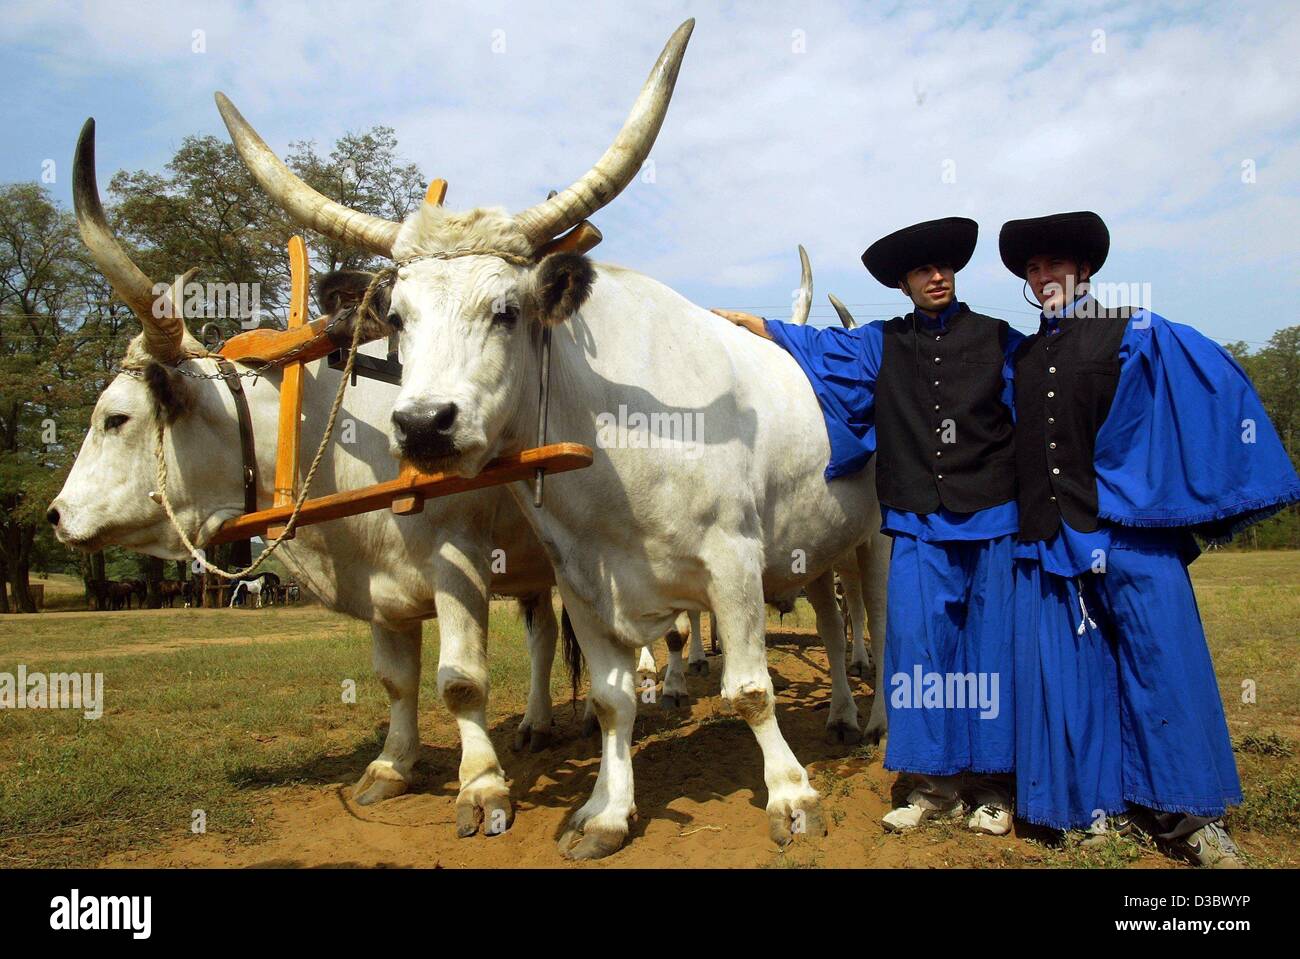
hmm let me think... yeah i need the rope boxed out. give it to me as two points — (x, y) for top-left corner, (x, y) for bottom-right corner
(153, 267), (396, 580)
(152, 245), (527, 581)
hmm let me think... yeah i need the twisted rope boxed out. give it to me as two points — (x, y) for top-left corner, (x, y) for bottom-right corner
(153, 267), (396, 580)
(152, 245), (528, 581)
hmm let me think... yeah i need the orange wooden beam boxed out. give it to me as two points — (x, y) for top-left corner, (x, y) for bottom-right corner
(209, 442), (593, 545)
(266, 235), (310, 540)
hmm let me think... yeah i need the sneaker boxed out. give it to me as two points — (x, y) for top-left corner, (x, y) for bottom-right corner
(1170, 821), (1246, 869)
(967, 803), (1012, 836)
(882, 799), (967, 833)
(1080, 811), (1142, 847)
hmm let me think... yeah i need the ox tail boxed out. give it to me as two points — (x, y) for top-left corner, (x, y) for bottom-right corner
(560, 605), (584, 705)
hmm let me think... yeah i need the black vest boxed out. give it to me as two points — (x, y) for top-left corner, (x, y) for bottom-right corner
(1012, 301), (1131, 541)
(875, 306), (1017, 514)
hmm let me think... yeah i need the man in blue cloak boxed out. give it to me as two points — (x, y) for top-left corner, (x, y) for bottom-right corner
(714, 218), (1024, 835)
(1000, 210), (1300, 867)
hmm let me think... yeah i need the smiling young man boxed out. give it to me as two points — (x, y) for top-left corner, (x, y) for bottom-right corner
(1001, 210), (1300, 867)
(714, 218), (1023, 835)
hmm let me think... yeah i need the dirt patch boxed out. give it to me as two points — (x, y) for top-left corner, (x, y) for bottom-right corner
(96, 628), (1260, 869)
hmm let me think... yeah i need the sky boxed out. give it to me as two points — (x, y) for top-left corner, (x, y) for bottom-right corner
(2, 0), (1297, 348)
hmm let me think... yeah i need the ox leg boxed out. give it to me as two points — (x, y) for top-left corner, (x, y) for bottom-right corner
(861, 532), (891, 745)
(554, 595), (638, 861)
(636, 644), (658, 685)
(433, 542), (513, 839)
(687, 610), (709, 675)
(515, 591), (557, 753)
(353, 622), (422, 805)
(844, 558), (872, 679)
(661, 612), (691, 710)
(713, 559), (826, 847)
(806, 572), (861, 745)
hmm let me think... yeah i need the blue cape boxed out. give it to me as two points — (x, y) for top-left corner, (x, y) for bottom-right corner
(1094, 311), (1300, 541)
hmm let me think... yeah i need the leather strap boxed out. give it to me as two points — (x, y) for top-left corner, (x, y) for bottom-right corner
(216, 358), (259, 514)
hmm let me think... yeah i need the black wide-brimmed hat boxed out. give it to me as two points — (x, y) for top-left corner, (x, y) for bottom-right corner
(861, 217), (978, 288)
(998, 211), (1109, 279)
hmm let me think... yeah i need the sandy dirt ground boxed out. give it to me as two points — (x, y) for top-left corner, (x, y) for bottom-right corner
(94, 624), (1224, 870)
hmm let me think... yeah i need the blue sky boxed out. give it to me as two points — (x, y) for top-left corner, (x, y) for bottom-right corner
(2, 0), (1297, 348)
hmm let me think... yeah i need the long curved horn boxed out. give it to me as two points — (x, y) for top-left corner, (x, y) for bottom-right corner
(74, 118), (187, 361)
(214, 93), (401, 258)
(792, 244), (813, 325)
(512, 19), (694, 248)
(828, 293), (858, 329)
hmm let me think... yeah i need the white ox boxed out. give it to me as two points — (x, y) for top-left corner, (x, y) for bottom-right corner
(49, 118), (576, 838)
(217, 18), (891, 860)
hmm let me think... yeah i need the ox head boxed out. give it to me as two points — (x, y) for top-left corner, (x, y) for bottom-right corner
(47, 119), (246, 558)
(219, 19), (693, 476)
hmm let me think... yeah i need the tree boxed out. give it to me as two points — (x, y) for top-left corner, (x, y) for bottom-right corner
(1, 124), (427, 608)
(0, 184), (111, 611)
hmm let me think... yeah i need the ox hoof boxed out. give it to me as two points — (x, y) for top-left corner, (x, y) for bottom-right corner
(824, 720), (863, 746)
(848, 660), (871, 679)
(513, 723), (554, 753)
(768, 796), (828, 848)
(688, 660), (709, 676)
(661, 691), (691, 711)
(352, 762), (410, 806)
(455, 788), (514, 838)
(558, 824), (627, 861)
(862, 716), (887, 747)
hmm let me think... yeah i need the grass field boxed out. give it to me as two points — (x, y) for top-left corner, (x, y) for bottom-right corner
(0, 551), (1295, 868)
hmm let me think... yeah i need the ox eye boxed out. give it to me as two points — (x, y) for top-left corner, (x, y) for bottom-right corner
(104, 414), (129, 432)
(493, 305), (519, 329)
(387, 311), (404, 331)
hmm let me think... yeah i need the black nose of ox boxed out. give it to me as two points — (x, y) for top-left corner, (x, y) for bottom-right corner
(392, 403), (459, 462)
(46, 507), (60, 527)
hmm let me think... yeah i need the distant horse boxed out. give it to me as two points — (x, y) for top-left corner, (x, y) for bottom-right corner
(229, 578), (264, 609)
(158, 580), (187, 608)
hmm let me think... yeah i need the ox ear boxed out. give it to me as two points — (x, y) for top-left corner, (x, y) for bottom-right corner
(529, 252), (595, 327)
(317, 270), (377, 313)
(143, 361), (194, 423)
(317, 269), (392, 339)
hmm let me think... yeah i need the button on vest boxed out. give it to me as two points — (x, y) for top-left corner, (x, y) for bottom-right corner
(1013, 309), (1131, 541)
(874, 307), (1017, 514)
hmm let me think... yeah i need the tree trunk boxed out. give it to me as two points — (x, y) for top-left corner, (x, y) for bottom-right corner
(1, 524), (36, 613)
(145, 555), (164, 608)
(84, 550), (107, 610)
(0, 555), (9, 614)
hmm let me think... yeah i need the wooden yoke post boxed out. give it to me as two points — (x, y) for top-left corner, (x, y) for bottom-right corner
(392, 179), (447, 516)
(266, 235), (309, 540)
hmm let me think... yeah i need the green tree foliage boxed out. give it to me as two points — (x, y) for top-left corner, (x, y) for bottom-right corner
(1225, 328), (1300, 549)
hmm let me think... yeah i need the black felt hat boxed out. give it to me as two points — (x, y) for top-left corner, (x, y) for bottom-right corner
(998, 211), (1109, 279)
(861, 217), (978, 288)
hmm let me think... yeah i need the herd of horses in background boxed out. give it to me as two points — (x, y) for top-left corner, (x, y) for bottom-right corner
(85, 571), (299, 611)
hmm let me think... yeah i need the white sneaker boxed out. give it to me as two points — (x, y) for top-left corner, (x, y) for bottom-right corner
(882, 800), (967, 833)
(967, 803), (1012, 836)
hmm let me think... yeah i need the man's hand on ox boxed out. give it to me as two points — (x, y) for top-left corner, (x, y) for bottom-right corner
(710, 308), (773, 339)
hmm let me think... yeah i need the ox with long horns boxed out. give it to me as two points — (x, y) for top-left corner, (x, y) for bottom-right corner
(48, 119), (590, 837)
(220, 18), (891, 859)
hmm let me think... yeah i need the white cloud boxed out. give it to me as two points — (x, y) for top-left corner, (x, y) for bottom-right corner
(2, 0), (1297, 342)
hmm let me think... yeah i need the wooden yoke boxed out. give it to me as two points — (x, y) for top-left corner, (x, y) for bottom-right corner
(207, 180), (602, 547)
(265, 235), (310, 540)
